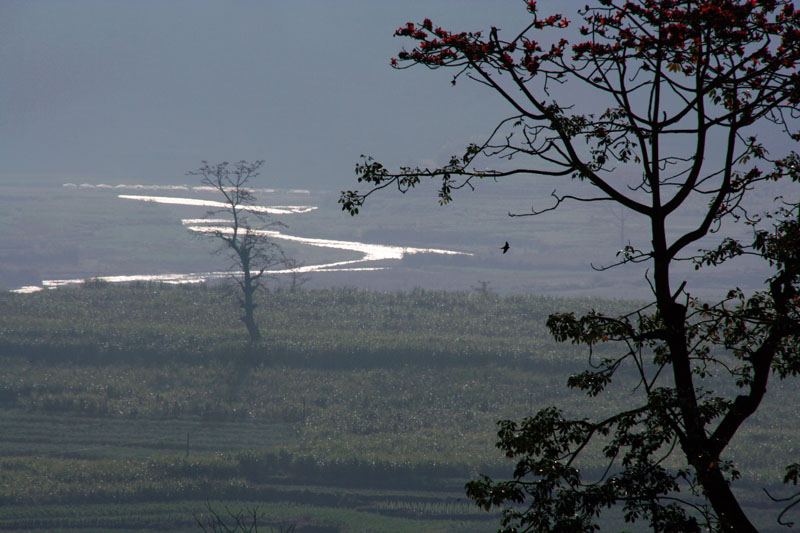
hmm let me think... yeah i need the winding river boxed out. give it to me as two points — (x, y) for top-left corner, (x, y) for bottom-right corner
(12, 189), (471, 293)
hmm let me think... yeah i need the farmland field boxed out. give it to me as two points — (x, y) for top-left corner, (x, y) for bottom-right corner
(0, 285), (797, 531)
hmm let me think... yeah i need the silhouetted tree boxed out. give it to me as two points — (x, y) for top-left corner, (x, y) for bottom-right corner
(189, 160), (286, 342)
(284, 257), (312, 292)
(341, 1), (800, 531)
(195, 502), (295, 533)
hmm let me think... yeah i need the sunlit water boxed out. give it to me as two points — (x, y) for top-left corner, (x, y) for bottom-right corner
(63, 183), (309, 194)
(117, 195), (317, 215)
(12, 186), (471, 293)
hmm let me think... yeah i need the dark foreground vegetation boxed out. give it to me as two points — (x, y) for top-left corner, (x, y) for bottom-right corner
(0, 284), (796, 531)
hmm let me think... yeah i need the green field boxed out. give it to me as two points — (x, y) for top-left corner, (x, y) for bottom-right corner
(0, 285), (796, 531)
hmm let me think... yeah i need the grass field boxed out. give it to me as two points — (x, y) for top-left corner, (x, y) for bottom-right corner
(0, 285), (797, 531)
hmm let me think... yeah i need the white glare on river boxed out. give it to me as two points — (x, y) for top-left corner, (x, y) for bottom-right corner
(11, 187), (472, 293)
(117, 194), (317, 215)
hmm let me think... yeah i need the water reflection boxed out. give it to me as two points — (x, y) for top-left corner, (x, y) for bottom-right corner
(25, 228), (470, 292)
(35, 264), (387, 291)
(188, 224), (470, 272)
(63, 183), (307, 194)
(11, 187), (471, 293)
(118, 194), (317, 215)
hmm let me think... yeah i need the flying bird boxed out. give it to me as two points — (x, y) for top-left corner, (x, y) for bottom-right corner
(501, 241), (510, 254)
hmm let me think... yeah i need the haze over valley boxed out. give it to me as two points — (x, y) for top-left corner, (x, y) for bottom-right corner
(2, 1), (798, 531)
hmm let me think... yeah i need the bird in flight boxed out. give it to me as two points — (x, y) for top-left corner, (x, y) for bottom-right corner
(501, 241), (510, 254)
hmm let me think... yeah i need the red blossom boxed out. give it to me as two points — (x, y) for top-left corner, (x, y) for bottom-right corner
(389, 0), (800, 120)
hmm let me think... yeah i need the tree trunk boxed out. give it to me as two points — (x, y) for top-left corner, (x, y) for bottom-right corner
(653, 225), (758, 532)
(241, 309), (261, 342)
(241, 273), (261, 343)
(698, 466), (758, 532)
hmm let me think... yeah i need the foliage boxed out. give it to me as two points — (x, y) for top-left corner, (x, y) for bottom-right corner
(341, 1), (800, 531)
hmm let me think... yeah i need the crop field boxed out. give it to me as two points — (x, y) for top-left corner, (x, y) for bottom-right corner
(0, 285), (797, 531)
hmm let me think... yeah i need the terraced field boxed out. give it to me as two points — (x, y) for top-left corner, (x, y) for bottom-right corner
(0, 285), (796, 531)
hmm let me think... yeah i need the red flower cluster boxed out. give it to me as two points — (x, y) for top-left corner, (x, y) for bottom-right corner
(390, 0), (800, 108)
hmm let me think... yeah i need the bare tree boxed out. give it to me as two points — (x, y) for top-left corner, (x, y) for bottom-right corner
(283, 257), (312, 292)
(189, 160), (286, 342)
(195, 502), (296, 533)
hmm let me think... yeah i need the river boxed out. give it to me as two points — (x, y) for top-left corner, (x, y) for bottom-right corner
(12, 188), (472, 293)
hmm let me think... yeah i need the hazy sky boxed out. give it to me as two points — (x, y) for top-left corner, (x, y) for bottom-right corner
(1, 1), (548, 189)
(2, 1), (791, 297)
